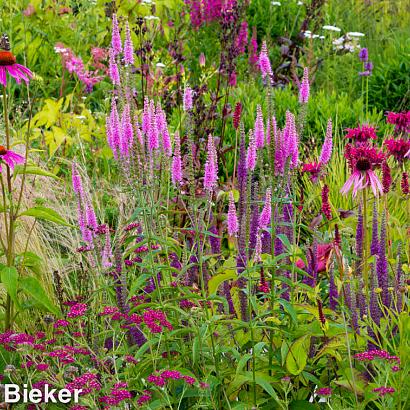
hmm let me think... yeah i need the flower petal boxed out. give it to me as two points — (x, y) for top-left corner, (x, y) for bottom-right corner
(0, 67), (6, 87)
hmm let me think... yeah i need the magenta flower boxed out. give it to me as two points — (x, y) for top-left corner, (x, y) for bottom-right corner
(121, 103), (133, 158)
(373, 386), (395, 397)
(253, 232), (262, 263)
(384, 138), (410, 162)
(183, 85), (193, 111)
(108, 48), (120, 85)
(0, 51), (32, 87)
(340, 144), (385, 197)
(259, 188), (272, 229)
(109, 98), (121, 158)
(345, 124), (377, 143)
(124, 21), (134, 65)
(227, 191), (238, 237)
(316, 387), (332, 396)
(204, 134), (218, 191)
(299, 67), (310, 104)
(254, 105), (265, 149)
(0, 146), (25, 172)
(258, 41), (272, 79)
(111, 14), (122, 56)
(319, 119), (333, 165)
(171, 131), (183, 186)
(246, 130), (257, 171)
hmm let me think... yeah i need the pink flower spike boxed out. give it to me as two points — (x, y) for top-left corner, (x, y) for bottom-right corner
(110, 98), (120, 159)
(183, 85), (193, 111)
(246, 129), (257, 171)
(71, 162), (84, 196)
(148, 100), (159, 151)
(258, 41), (272, 79)
(111, 14), (122, 56)
(299, 67), (310, 104)
(134, 116), (144, 146)
(254, 105), (265, 149)
(259, 188), (272, 229)
(227, 191), (238, 237)
(204, 135), (218, 191)
(253, 232), (262, 263)
(171, 131), (182, 186)
(121, 103), (133, 158)
(124, 21), (134, 65)
(109, 48), (120, 85)
(319, 119), (333, 165)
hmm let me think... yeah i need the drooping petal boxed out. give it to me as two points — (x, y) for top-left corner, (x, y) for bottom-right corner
(0, 67), (6, 86)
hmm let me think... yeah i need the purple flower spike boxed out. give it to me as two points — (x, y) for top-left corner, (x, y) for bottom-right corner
(299, 67), (310, 104)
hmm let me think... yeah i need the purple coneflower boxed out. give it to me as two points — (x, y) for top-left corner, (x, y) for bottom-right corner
(0, 50), (32, 86)
(340, 144), (385, 197)
(0, 146), (25, 172)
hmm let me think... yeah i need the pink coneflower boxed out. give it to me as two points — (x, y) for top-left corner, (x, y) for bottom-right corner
(227, 191), (238, 236)
(0, 146), (25, 172)
(340, 144), (385, 197)
(258, 41), (272, 79)
(171, 131), (182, 185)
(345, 124), (377, 143)
(254, 105), (265, 149)
(246, 129), (257, 171)
(0, 50), (32, 87)
(299, 67), (310, 104)
(123, 21), (134, 65)
(111, 14), (122, 56)
(183, 85), (193, 111)
(384, 138), (410, 162)
(204, 135), (218, 191)
(259, 188), (272, 229)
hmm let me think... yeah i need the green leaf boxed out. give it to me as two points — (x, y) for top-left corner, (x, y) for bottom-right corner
(18, 252), (43, 276)
(13, 165), (59, 180)
(286, 335), (310, 375)
(0, 266), (19, 308)
(20, 276), (59, 315)
(19, 206), (72, 227)
(208, 270), (237, 295)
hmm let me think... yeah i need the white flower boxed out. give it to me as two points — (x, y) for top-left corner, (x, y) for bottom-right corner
(347, 32), (365, 37)
(144, 15), (159, 20)
(332, 37), (344, 45)
(156, 63), (166, 68)
(319, 35), (325, 39)
(141, 0), (153, 3)
(323, 25), (341, 32)
(271, 1), (281, 5)
(297, 1), (303, 4)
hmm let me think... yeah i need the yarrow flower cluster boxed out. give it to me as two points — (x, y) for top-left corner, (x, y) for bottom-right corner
(143, 309), (173, 333)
